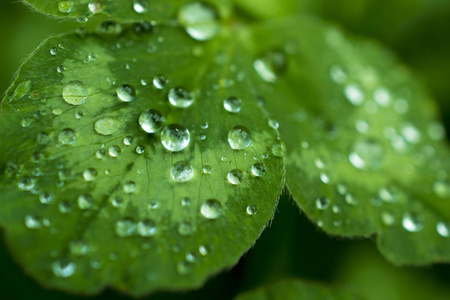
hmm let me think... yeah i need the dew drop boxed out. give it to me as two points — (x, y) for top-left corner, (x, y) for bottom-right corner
(176, 261), (192, 275)
(153, 76), (168, 89)
(228, 126), (251, 150)
(95, 117), (119, 136)
(18, 176), (36, 191)
(272, 140), (286, 157)
(136, 145), (145, 154)
(58, 1), (74, 13)
(109, 145), (121, 157)
(171, 161), (194, 183)
(70, 239), (89, 256)
(349, 138), (385, 170)
(168, 87), (195, 108)
(268, 119), (279, 130)
(200, 199), (222, 219)
(202, 165), (212, 174)
(181, 197), (191, 207)
(116, 84), (136, 102)
(178, 222), (193, 236)
(137, 219), (157, 237)
(437, 221), (450, 237)
(52, 260), (75, 278)
(381, 211), (396, 227)
(378, 186), (399, 203)
(62, 80), (88, 105)
(39, 193), (53, 205)
(77, 194), (93, 210)
(88, 0), (103, 13)
(112, 197), (123, 207)
(178, 2), (219, 41)
(345, 193), (359, 206)
(246, 205), (257, 215)
(24, 215), (42, 229)
(254, 50), (286, 83)
(199, 245), (209, 256)
(50, 47), (58, 55)
(402, 212), (424, 233)
(123, 181), (136, 194)
(251, 163), (266, 177)
(83, 168), (97, 181)
(161, 124), (190, 152)
(223, 97), (242, 113)
(59, 201), (72, 214)
(344, 84), (364, 105)
(227, 169), (244, 185)
(133, 0), (148, 14)
(59, 128), (76, 145)
(139, 109), (165, 133)
(116, 219), (136, 237)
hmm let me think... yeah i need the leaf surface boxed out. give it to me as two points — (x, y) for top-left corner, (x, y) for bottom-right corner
(0, 21), (284, 295)
(248, 17), (450, 265)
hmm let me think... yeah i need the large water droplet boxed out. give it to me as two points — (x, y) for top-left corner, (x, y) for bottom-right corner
(52, 260), (75, 278)
(227, 169), (244, 185)
(228, 126), (251, 150)
(178, 2), (219, 41)
(95, 117), (119, 135)
(59, 128), (76, 145)
(402, 212), (424, 232)
(254, 50), (286, 83)
(349, 138), (385, 170)
(116, 84), (136, 102)
(200, 199), (222, 219)
(62, 80), (88, 105)
(137, 220), (157, 237)
(251, 163), (266, 177)
(168, 87), (195, 108)
(223, 97), (241, 113)
(171, 161), (194, 183)
(116, 219), (136, 237)
(139, 109), (165, 133)
(161, 124), (190, 152)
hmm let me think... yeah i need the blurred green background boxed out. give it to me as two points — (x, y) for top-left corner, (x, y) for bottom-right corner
(0, 0), (449, 299)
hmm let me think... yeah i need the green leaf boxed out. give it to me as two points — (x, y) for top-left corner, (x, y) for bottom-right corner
(235, 279), (364, 300)
(24, 0), (231, 23)
(0, 22), (285, 295)
(247, 17), (450, 265)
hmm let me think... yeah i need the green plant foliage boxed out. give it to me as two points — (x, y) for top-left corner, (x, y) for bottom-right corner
(250, 17), (450, 265)
(0, 19), (285, 295)
(235, 279), (364, 300)
(24, 0), (231, 23)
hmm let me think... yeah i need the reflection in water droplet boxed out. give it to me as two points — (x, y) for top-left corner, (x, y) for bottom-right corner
(95, 117), (119, 136)
(62, 80), (88, 105)
(402, 212), (424, 232)
(137, 220), (157, 237)
(161, 124), (190, 152)
(228, 126), (251, 150)
(59, 128), (76, 145)
(178, 2), (219, 41)
(200, 199), (222, 219)
(116, 84), (136, 102)
(254, 50), (286, 83)
(52, 260), (75, 278)
(139, 109), (165, 133)
(349, 138), (385, 170)
(223, 97), (241, 113)
(437, 221), (450, 237)
(246, 205), (257, 215)
(251, 163), (266, 177)
(168, 87), (195, 108)
(227, 169), (244, 185)
(171, 161), (194, 183)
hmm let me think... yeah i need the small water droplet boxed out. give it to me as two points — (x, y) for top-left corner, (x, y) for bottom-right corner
(246, 205), (257, 215)
(227, 169), (244, 185)
(251, 163), (266, 177)
(58, 1), (74, 13)
(25, 215), (42, 229)
(315, 197), (330, 210)
(176, 261), (191, 275)
(83, 168), (97, 181)
(171, 161), (194, 183)
(116, 219), (136, 237)
(223, 97), (241, 113)
(123, 181), (136, 194)
(178, 222), (193, 236)
(200, 199), (222, 219)
(96, 149), (106, 159)
(433, 180), (450, 199)
(178, 2), (219, 41)
(181, 197), (191, 207)
(109, 145), (121, 157)
(272, 140), (286, 157)
(199, 245), (209, 256)
(116, 84), (136, 102)
(59, 201), (72, 214)
(373, 88), (391, 107)
(381, 211), (396, 227)
(77, 194), (93, 210)
(402, 212), (424, 232)
(437, 221), (450, 237)
(344, 84), (364, 105)
(345, 193), (359, 205)
(52, 260), (75, 278)
(137, 219), (157, 237)
(254, 50), (286, 83)
(268, 119), (279, 130)
(153, 76), (168, 89)
(401, 124), (421, 144)
(39, 193), (53, 205)
(136, 145), (145, 154)
(349, 138), (385, 170)
(202, 165), (212, 174)
(139, 109), (165, 133)
(168, 87), (195, 108)
(161, 124), (190, 152)
(59, 128), (76, 145)
(133, 0), (148, 14)
(70, 239), (89, 256)
(148, 200), (159, 209)
(50, 47), (58, 55)
(62, 80), (88, 105)
(95, 117), (119, 136)
(228, 126), (251, 150)
(378, 186), (399, 203)
(88, 0), (103, 13)
(18, 176), (36, 191)
(112, 196), (123, 207)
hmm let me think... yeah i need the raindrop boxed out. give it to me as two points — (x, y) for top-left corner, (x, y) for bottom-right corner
(116, 84), (136, 102)
(70, 239), (89, 256)
(123, 136), (133, 146)
(59, 201), (72, 214)
(272, 140), (286, 157)
(39, 193), (53, 205)
(268, 119), (279, 130)
(62, 80), (88, 105)
(176, 261), (191, 275)
(59, 128), (76, 145)
(344, 84), (364, 105)
(52, 260), (75, 278)
(168, 87), (195, 108)
(202, 165), (212, 174)
(171, 161), (194, 183)
(178, 222), (193, 236)
(58, 1), (74, 13)
(96, 149), (106, 159)
(228, 126), (251, 150)
(136, 146), (145, 154)
(139, 109), (165, 133)
(133, 0), (148, 14)
(200, 199), (222, 219)
(223, 97), (241, 113)
(95, 117), (119, 135)
(246, 205), (257, 215)
(254, 50), (286, 83)
(88, 0), (103, 13)
(251, 163), (266, 177)
(24, 215), (42, 229)
(320, 172), (330, 184)
(77, 194), (93, 210)
(345, 193), (359, 206)
(378, 186), (399, 203)
(402, 212), (424, 233)
(437, 221), (450, 237)
(116, 219), (136, 237)
(153, 76), (168, 89)
(123, 181), (136, 194)
(315, 197), (330, 210)
(349, 138), (385, 170)
(137, 220), (157, 237)
(109, 145), (121, 157)
(381, 211), (396, 227)
(18, 176), (36, 191)
(161, 124), (190, 152)
(148, 200), (159, 209)
(373, 88), (391, 107)
(83, 168), (97, 181)
(37, 132), (50, 145)
(178, 2), (219, 41)
(181, 197), (191, 207)
(112, 197), (123, 207)
(50, 47), (58, 55)
(227, 169), (244, 185)
(199, 245), (209, 256)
